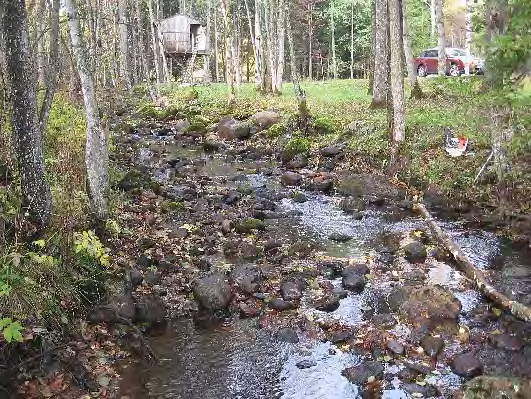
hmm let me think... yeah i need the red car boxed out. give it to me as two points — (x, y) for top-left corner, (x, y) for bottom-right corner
(414, 47), (484, 77)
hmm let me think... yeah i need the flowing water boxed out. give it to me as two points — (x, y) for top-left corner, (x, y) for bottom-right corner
(119, 134), (531, 399)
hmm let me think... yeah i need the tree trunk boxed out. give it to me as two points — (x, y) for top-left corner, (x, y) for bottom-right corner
(244, 0), (262, 90)
(117, 0), (131, 89)
(36, 0), (47, 87)
(65, 0), (110, 221)
(220, 0), (237, 105)
(430, 0), (436, 40)
(464, 0), (472, 75)
(388, 0), (405, 173)
(39, 0), (61, 133)
(136, 0), (149, 82)
(368, 0), (375, 94)
(414, 202), (531, 322)
(435, 0), (445, 76)
(402, 0), (422, 99)
(308, 2), (313, 80)
(330, 0), (337, 80)
(148, 0), (161, 84)
(371, 0), (389, 108)
(350, 1), (354, 80)
(1, 0), (52, 228)
(205, 0), (212, 83)
(214, 8), (220, 82)
(275, 0), (286, 91)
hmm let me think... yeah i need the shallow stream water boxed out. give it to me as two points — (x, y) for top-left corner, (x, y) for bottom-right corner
(119, 136), (531, 399)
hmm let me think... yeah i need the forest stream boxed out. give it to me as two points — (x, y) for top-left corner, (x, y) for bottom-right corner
(113, 122), (531, 399)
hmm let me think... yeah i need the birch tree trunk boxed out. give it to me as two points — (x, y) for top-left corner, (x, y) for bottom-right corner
(275, 0), (286, 91)
(1, 0), (52, 228)
(214, 9), (220, 82)
(118, 0), (131, 89)
(39, 0), (61, 133)
(368, 0), (375, 94)
(136, 0), (149, 82)
(371, 0), (389, 108)
(464, 0), (472, 75)
(388, 0), (405, 173)
(254, 0), (264, 90)
(430, 0), (436, 41)
(155, 0), (170, 83)
(220, 0), (237, 105)
(350, 1), (354, 80)
(243, 0), (260, 89)
(36, 0), (47, 87)
(330, 0), (337, 80)
(205, 0), (212, 83)
(435, 0), (446, 76)
(148, 0), (160, 84)
(402, 0), (422, 99)
(65, 0), (110, 221)
(263, 0), (277, 92)
(308, 2), (313, 80)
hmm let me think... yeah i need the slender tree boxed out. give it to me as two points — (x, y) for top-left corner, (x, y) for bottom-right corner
(464, 0), (472, 75)
(371, 0), (389, 108)
(220, 0), (237, 105)
(435, 0), (445, 75)
(388, 0), (405, 173)
(117, 0), (131, 89)
(1, 0), (52, 228)
(330, 0), (337, 79)
(65, 0), (110, 220)
(402, 0), (422, 98)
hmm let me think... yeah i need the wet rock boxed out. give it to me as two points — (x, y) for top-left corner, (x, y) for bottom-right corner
(421, 335), (445, 357)
(336, 173), (405, 200)
(397, 285), (462, 322)
(231, 264), (263, 294)
(292, 192), (308, 203)
(238, 302), (261, 318)
(403, 383), (439, 398)
(431, 247), (454, 262)
(459, 376), (531, 399)
(280, 281), (303, 301)
(405, 269), (426, 284)
(198, 257), (212, 271)
(386, 339), (405, 355)
(276, 328), (299, 343)
(203, 134), (222, 151)
(332, 288), (350, 299)
(397, 199), (413, 210)
(339, 198), (366, 214)
(341, 264), (369, 293)
(490, 334), (524, 351)
(192, 274), (233, 310)
(368, 196), (386, 206)
(118, 169), (149, 191)
(135, 295), (166, 324)
(144, 269), (161, 285)
(240, 243), (259, 259)
(502, 266), (531, 279)
(221, 219), (232, 234)
(268, 298), (297, 311)
(342, 361), (384, 385)
(452, 352), (483, 378)
(313, 295), (341, 312)
(371, 314), (397, 329)
(320, 145), (342, 157)
(286, 154), (309, 169)
(252, 110), (280, 130)
(235, 218), (266, 234)
(217, 117), (251, 140)
(328, 329), (354, 343)
(129, 267), (143, 287)
(404, 362), (434, 376)
(225, 191), (241, 205)
(281, 171), (303, 186)
(329, 232), (353, 242)
(264, 239), (282, 252)
(309, 178), (334, 193)
(404, 241), (427, 263)
(169, 227), (189, 239)
(88, 294), (136, 323)
(296, 359), (317, 369)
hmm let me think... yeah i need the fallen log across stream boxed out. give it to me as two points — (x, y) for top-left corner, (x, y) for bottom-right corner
(413, 202), (531, 323)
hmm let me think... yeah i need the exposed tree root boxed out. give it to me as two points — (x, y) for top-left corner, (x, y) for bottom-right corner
(414, 202), (531, 322)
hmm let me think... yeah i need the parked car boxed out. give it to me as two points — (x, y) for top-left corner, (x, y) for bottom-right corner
(414, 48), (484, 77)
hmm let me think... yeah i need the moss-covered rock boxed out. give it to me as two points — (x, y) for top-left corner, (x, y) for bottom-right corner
(282, 136), (311, 161)
(118, 169), (150, 191)
(235, 218), (266, 234)
(459, 376), (531, 399)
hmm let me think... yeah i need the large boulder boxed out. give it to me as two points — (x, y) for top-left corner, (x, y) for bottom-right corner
(217, 116), (251, 140)
(135, 295), (166, 324)
(252, 111), (280, 131)
(280, 281), (303, 301)
(458, 376), (531, 399)
(404, 241), (428, 263)
(336, 173), (405, 200)
(192, 274), (233, 310)
(452, 352), (483, 378)
(394, 285), (462, 322)
(341, 264), (369, 293)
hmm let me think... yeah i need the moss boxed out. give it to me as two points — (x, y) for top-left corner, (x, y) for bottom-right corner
(117, 169), (150, 191)
(283, 136), (311, 159)
(312, 116), (337, 134)
(235, 218), (266, 234)
(265, 123), (286, 139)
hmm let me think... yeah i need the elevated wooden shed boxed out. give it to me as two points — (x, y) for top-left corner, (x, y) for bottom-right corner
(159, 14), (209, 55)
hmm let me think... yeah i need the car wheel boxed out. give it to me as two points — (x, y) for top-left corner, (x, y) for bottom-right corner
(417, 65), (427, 78)
(449, 64), (460, 77)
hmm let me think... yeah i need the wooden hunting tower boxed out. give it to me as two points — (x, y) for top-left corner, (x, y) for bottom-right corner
(159, 14), (209, 83)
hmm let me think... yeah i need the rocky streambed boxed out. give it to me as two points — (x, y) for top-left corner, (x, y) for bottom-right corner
(107, 113), (531, 399)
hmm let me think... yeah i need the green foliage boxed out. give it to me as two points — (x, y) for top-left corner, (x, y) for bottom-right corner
(74, 230), (110, 267)
(312, 116), (337, 134)
(264, 123), (286, 139)
(405, 0), (433, 55)
(0, 318), (23, 343)
(284, 136), (311, 158)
